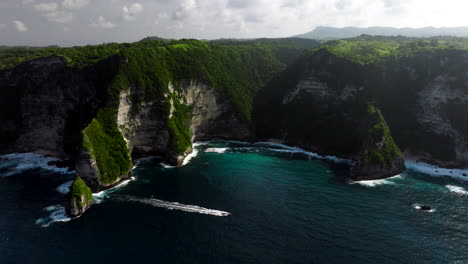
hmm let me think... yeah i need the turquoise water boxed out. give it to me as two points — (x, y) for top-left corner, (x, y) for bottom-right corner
(0, 142), (467, 263)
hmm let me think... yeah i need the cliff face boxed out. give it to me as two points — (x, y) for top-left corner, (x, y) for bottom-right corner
(0, 55), (116, 159)
(254, 48), (468, 178)
(116, 80), (251, 165)
(375, 50), (468, 167)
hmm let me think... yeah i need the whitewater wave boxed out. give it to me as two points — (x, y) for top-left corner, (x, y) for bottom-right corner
(446, 185), (468, 195)
(210, 139), (251, 145)
(254, 142), (355, 165)
(160, 162), (176, 168)
(182, 148), (199, 166)
(405, 160), (468, 182)
(56, 180), (73, 194)
(113, 195), (230, 216)
(0, 153), (75, 177)
(93, 178), (134, 204)
(35, 205), (71, 228)
(348, 175), (402, 187)
(205, 148), (228, 154)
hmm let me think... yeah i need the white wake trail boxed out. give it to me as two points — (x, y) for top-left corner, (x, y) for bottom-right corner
(113, 195), (230, 216)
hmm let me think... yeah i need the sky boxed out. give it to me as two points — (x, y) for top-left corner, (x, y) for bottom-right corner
(0, 0), (467, 46)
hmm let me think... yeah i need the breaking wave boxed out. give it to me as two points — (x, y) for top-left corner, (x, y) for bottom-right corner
(205, 148), (228, 153)
(348, 175), (402, 187)
(93, 178), (134, 204)
(112, 195), (230, 216)
(35, 205), (71, 228)
(0, 153), (74, 177)
(56, 180), (73, 194)
(446, 185), (468, 195)
(405, 160), (468, 181)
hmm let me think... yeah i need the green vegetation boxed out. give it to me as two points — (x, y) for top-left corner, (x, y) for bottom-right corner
(68, 177), (93, 216)
(312, 35), (468, 65)
(359, 103), (402, 169)
(0, 38), (317, 157)
(82, 108), (132, 185)
(168, 96), (193, 154)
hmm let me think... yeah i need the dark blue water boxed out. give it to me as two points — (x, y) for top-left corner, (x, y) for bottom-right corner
(0, 142), (467, 264)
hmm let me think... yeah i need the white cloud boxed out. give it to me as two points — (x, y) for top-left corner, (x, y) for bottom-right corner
(92, 16), (116, 29)
(122, 3), (143, 21)
(62, 0), (90, 9)
(13, 20), (28, 32)
(45, 11), (73, 23)
(34, 2), (73, 23)
(34, 2), (58, 12)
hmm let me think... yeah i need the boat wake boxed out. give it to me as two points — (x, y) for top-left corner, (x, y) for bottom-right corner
(112, 195), (230, 216)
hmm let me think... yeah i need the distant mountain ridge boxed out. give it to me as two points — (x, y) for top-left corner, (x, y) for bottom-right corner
(295, 26), (468, 40)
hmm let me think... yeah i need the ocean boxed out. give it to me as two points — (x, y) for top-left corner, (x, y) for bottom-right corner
(0, 141), (467, 264)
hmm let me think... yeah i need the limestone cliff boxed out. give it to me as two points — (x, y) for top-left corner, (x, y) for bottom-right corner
(116, 80), (251, 166)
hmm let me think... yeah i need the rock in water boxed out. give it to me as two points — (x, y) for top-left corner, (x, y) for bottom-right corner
(67, 177), (93, 217)
(352, 103), (406, 180)
(420, 205), (432, 211)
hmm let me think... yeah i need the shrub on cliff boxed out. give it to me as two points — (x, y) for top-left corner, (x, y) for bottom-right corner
(82, 108), (132, 185)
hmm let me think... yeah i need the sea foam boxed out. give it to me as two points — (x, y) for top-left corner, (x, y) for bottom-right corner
(445, 185), (468, 195)
(205, 147), (228, 153)
(56, 180), (73, 194)
(405, 160), (468, 181)
(254, 141), (355, 165)
(348, 175), (402, 187)
(0, 153), (75, 177)
(35, 205), (71, 228)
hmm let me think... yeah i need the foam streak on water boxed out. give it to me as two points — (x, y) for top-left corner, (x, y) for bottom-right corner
(254, 142), (355, 165)
(113, 195), (230, 216)
(349, 175), (402, 187)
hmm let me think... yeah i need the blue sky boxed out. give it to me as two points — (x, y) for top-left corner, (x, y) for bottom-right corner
(0, 0), (467, 46)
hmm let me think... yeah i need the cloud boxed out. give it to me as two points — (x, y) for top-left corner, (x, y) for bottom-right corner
(172, 0), (197, 20)
(34, 2), (58, 12)
(0, 24), (6, 30)
(122, 3), (143, 21)
(91, 16), (116, 29)
(13, 20), (28, 32)
(62, 0), (90, 9)
(44, 11), (73, 23)
(34, 2), (73, 23)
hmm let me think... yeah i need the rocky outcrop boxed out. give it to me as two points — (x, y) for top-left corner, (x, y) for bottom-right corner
(352, 104), (405, 180)
(67, 177), (93, 217)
